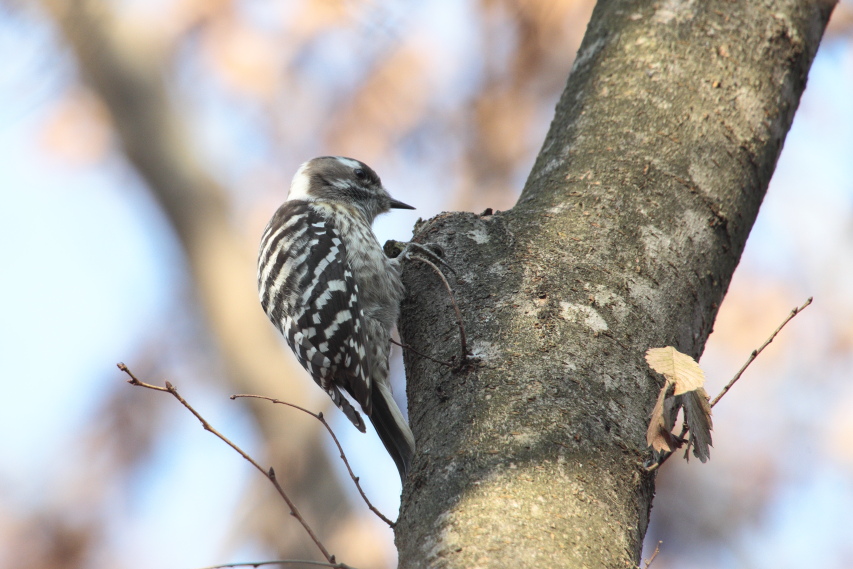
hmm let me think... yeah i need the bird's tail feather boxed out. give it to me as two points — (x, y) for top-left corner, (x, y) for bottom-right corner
(369, 382), (415, 482)
(328, 384), (366, 432)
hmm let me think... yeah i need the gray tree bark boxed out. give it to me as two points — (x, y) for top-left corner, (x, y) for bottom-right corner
(395, 1), (835, 567)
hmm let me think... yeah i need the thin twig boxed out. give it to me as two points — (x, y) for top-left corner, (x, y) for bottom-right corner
(646, 297), (812, 471)
(409, 255), (469, 365)
(710, 296), (813, 408)
(116, 363), (347, 567)
(401, 241), (457, 275)
(232, 393), (394, 527)
(643, 541), (662, 568)
(197, 561), (350, 569)
(199, 559), (347, 569)
(390, 338), (453, 367)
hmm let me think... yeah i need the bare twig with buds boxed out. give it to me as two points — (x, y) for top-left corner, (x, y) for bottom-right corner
(117, 363), (357, 569)
(232, 393), (393, 527)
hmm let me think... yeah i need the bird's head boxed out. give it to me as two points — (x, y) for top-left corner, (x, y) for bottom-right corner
(287, 156), (414, 223)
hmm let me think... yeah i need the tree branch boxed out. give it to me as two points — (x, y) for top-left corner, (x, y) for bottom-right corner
(117, 364), (350, 567)
(710, 296), (813, 408)
(647, 296), (814, 471)
(42, 0), (356, 555)
(197, 561), (353, 569)
(231, 394), (394, 527)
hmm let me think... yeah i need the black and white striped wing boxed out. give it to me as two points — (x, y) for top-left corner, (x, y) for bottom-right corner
(257, 201), (372, 430)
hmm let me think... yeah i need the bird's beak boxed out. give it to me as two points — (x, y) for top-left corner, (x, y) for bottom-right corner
(389, 196), (415, 210)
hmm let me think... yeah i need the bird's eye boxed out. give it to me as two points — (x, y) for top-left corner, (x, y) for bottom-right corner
(353, 168), (366, 180)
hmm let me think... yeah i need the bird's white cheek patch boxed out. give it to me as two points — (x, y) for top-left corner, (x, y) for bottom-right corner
(287, 162), (312, 201)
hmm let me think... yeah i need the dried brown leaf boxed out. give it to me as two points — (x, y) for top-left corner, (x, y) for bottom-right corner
(682, 388), (713, 462)
(645, 346), (705, 395)
(646, 380), (678, 453)
(645, 347), (713, 462)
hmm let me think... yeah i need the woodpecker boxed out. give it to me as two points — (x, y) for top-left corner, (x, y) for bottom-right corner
(257, 156), (416, 481)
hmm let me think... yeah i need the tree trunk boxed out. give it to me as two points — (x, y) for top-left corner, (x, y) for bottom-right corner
(395, 1), (834, 567)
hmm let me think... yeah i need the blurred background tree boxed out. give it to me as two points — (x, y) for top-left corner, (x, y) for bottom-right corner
(1, 1), (852, 568)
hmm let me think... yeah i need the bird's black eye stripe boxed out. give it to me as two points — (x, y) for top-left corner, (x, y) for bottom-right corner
(353, 168), (366, 179)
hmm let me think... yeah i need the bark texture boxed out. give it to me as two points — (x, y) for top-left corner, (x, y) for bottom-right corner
(396, 1), (835, 567)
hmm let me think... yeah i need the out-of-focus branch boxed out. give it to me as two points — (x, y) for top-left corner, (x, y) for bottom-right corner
(41, 0), (354, 557)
